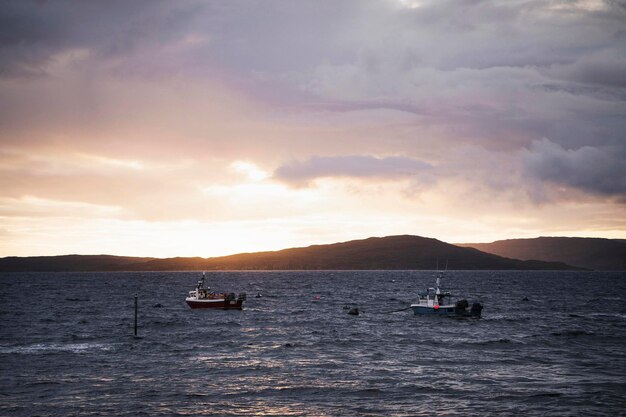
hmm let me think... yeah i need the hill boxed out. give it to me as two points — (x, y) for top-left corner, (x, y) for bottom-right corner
(0, 255), (155, 272)
(0, 235), (578, 272)
(459, 237), (626, 271)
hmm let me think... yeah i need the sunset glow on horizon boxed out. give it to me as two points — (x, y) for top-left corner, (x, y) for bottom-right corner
(1, 0), (625, 258)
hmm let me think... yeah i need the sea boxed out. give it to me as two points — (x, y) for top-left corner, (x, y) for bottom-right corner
(1, 270), (625, 416)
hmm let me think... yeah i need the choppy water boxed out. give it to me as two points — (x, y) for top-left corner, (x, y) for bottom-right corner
(1, 271), (625, 416)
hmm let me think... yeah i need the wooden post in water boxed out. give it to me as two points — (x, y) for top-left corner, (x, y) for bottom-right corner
(134, 294), (138, 337)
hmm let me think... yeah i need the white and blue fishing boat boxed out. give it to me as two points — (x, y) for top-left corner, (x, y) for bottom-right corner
(410, 268), (483, 317)
(185, 272), (247, 310)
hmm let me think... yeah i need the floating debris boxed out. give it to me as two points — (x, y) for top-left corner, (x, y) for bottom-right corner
(348, 307), (360, 316)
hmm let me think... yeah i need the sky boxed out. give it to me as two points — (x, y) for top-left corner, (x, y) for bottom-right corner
(1, 0), (625, 258)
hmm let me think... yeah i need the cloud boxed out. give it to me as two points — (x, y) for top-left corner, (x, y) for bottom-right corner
(2, 0), (625, 155)
(273, 155), (432, 186)
(522, 138), (626, 198)
(0, 1), (199, 77)
(0, 196), (123, 219)
(544, 53), (626, 89)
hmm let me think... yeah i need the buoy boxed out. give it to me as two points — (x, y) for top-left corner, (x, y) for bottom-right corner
(434, 305), (440, 310)
(134, 294), (138, 336)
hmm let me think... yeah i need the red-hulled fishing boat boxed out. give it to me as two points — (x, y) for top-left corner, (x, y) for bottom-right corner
(185, 272), (246, 310)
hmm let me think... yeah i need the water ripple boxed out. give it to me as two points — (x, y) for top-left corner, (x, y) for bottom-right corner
(1, 270), (625, 416)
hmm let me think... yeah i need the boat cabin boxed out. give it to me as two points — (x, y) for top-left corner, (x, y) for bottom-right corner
(416, 287), (452, 307)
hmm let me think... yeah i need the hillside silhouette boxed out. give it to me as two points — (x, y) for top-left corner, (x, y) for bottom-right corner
(460, 237), (626, 271)
(0, 235), (577, 272)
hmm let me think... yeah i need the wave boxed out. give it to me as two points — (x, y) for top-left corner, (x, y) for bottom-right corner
(476, 338), (513, 345)
(529, 392), (563, 398)
(482, 315), (532, 322)
(584, 312), (626, 320)
(0, 342), (113, 354)
(550, 330), (594, 337)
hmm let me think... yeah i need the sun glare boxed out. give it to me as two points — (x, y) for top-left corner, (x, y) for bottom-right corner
(230, 160), (269, 181)
(393, 0), (424, 9)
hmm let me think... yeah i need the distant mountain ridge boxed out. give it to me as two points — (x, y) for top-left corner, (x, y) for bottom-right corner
(0, 255), (156, 272)
(0, 235), (578, 272)
(459, 237), (626, 271)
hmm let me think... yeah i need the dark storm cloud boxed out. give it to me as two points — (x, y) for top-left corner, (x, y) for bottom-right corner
(0, 0), (364, 78)
(523, 139), (626, 198)
(0, 0), (200, 76)
(547, 56), (626, 89)
(273, 155), (432, 186)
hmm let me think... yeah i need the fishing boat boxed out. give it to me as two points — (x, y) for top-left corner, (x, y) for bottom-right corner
(410, 269), (483, 317)
(185, 272), (246, 310)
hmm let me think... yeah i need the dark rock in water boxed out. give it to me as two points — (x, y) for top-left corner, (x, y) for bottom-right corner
(153, 303), (163, 308)
(348, 307), (359, 315)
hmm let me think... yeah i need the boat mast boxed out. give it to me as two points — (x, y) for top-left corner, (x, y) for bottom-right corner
(198, 271), (206, 290)
(434, 260), (447, 306)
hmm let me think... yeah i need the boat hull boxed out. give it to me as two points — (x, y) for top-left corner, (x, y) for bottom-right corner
(411, 305), (455, 315)
(185, 298), (244, 310)
(410, 304), (482, 317)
